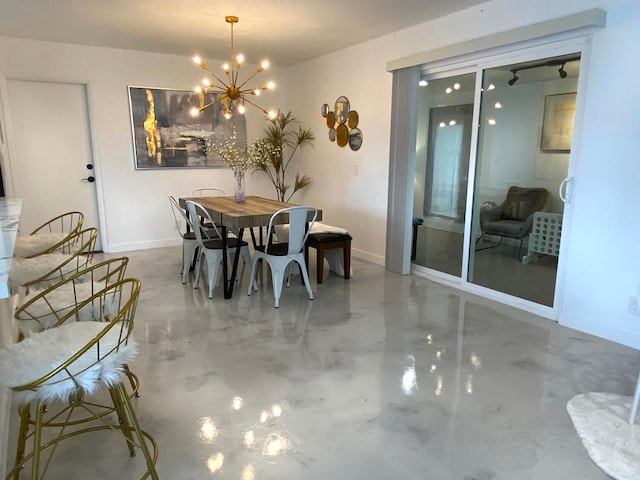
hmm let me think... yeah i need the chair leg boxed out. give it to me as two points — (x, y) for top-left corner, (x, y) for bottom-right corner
(12, 404), (31, 480)
(114, 383), (159, 480)
(109, 386), (136, 456)
(272, 265), (285, 308)
(30, 402), (45, 480)
(182, 242), (197, 284)
(298, 259), (314, 301)
(193, 252), (204, 290)
(316, 245), (325, 284)
(247, 259), (259, 295)
(343, 240), (351, 280)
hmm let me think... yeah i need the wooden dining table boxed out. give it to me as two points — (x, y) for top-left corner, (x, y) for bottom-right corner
(178, 195), (322, 299)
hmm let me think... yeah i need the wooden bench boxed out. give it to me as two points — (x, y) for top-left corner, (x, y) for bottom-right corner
(305, 232), (352, 284)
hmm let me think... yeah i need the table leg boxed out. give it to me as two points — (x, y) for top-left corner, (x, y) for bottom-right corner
(223, 227), (244, 299)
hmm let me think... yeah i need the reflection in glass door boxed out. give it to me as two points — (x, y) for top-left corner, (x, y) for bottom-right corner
(468, 54), (580, 307)
(412, 73), (475, 277)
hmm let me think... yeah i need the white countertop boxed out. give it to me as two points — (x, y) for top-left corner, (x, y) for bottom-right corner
(0, 198), (21, 299)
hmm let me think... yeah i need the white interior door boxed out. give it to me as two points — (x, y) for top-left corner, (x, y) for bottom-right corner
(5, 80), (101, 249)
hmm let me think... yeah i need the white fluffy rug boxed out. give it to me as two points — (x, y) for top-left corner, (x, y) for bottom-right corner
(567, 392), (640, 480)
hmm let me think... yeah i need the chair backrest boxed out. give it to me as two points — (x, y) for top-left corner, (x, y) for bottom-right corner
(15, 257), (130, 335)
(500, 186), (548, 221)
(21, 227), (99, 290)
(185, 201), (224, 247)
(169, 195), (193, 237)
(5, 278), (141, 404)
(191, 188), (226, 197)
(18, 211), (85, 257)
(30, 211), (84, 237)
(265, 207), (318, 255)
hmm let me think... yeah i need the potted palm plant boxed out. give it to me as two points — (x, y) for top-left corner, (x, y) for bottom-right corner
(254, 111), (315, 202)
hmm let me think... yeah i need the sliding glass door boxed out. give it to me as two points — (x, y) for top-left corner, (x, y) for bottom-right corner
(412, 52), (580, 309)
(412, 73), (475, 277)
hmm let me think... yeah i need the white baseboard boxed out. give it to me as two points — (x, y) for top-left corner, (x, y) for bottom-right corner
(352, 248), (384, 266)
(559, 312), (640, 350)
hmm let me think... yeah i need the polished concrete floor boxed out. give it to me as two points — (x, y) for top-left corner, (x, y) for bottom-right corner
(5, 246), (640, 479)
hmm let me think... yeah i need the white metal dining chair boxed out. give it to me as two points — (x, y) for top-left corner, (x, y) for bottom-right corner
(247, 206), (318, 308)
(191, 187), (226, 197)
(169, 195), (199, 284)
(185, 200), (251, 298)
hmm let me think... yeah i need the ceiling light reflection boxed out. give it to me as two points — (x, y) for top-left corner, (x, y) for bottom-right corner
(263, 432), (291, 456)
(470, 353), (482, 368)
(243, 430), (255, 447)
(466, 374), (474, 394)
(418, 79), (428, 87)
(272, 404), (283, 417)
(402, 354), (418, 395)
(241, 464), (256, 480)
(426, 334), (433, 344)
(206, 452), (225, 473)
(197, 417), (218, 443)
(232, 396), (244, 410)
(446, 87), (452, 94)
(260, 410), (269, 423)
(435, 375), (444, 396)
(494, 102), (502, 109)
(487, 118), (496, 125)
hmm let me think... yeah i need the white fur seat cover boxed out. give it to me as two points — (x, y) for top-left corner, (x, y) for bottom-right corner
(0, 321), (137, 404)
(13, 232), (68, 258)
(17, 282), (121, 337)
(9, 253), (76, 290)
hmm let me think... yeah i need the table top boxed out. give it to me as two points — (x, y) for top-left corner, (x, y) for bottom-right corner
(179, 195), (322, 229)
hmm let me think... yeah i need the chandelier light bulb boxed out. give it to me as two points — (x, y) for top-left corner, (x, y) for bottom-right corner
(266, 81), (275, 90)
(237, 104), (246, 114)
(194, 86), (202, 93)
(222, 63), (230, 73)
(224, 111), (232, 120)
(190, 107), (200, 116)
(236, 54), (244, 64)
(193, 55), (201, 65)
(267, 110), (277, 119)
(254, 89), (261, 96)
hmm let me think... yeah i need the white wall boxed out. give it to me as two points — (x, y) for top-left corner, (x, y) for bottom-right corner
(0, 38), (288, 251)
(285, 0), (640, 349)
(1, 0), (640, 349)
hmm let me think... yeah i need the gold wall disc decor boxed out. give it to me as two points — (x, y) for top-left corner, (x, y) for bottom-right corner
(326, 111), (335, 129)
(322, 96), (363, 151)
(347, 111), (359, 129)
(336, 124), (349, 147)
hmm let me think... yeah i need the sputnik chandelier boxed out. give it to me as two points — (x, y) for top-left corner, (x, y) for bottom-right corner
(190, 15), (277, 120)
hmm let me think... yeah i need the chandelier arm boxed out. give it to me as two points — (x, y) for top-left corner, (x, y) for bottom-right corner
(198, 94), (229, 111)
(205, 70), (230, 89)
(241, 96), (271, 115)
(236, 69), (263, 90)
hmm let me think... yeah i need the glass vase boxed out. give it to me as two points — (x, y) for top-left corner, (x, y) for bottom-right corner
(234, 170), (246, 203)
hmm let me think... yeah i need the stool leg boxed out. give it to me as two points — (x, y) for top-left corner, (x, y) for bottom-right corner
(343, 241), (351, 280)
(317, 245), (325, 284)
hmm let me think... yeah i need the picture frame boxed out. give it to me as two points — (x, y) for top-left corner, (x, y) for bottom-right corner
(540, 92), (576, 152)
(128, 86), (246, 169)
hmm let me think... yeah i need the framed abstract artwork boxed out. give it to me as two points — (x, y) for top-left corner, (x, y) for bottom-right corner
(540, 92), (576, 152)
(128, 86), (246, 169)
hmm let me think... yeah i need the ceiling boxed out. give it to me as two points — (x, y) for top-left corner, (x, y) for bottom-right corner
(0, 0), (488, 68)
